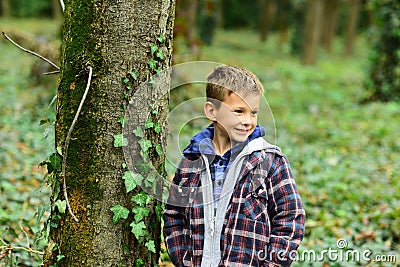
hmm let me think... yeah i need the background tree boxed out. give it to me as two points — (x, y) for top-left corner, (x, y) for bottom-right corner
(365, 0), (400, 101)
(345, 0), (361, 55)
(42, 1), (175, 266)
(258, 0), (276, 42)
(302, 0), (324, 65)
(0, 0), (10, 17)
(321, 0), (340, 52)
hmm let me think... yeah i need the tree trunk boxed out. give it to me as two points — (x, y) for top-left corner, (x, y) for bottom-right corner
(43, 0), (175, 266)
(345, 0), (361, 55)
(52, 0), (62, 19)
(259, 0), (276, 42)
(302, 0), (324, 65)
(0, 0), (10, 17)
(321, 0), (340, 52)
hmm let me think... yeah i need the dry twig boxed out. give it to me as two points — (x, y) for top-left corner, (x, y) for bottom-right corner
(2, 31), (60, 70)
(61, 66), (93, 222)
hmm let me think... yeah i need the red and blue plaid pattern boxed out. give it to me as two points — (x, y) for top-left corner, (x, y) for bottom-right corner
(163, 148), (305, 267)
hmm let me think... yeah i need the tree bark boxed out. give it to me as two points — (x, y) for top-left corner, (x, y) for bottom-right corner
(259, 0), (276, 42)
(345, 0), (361, 55)
(321, 0), (340, 52)
(52, 0), (62, 19)
(302, 0), (324, 65)
(0, 0), (10, 17)
(43, 0), (175, 266)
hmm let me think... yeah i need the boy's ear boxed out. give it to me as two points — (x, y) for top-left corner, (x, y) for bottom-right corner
(204, 101), (217, 122)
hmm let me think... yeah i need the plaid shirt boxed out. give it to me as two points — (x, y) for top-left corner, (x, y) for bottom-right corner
(163, 145), (305, 267)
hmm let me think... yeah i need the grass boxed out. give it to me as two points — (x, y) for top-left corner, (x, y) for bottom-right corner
(1, 18), (399, 266)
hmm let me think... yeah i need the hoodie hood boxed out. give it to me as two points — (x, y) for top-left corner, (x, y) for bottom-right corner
(182, 124), (266, 155)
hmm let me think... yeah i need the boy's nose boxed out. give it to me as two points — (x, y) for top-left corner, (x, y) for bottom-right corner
(240, 114), (252, 125)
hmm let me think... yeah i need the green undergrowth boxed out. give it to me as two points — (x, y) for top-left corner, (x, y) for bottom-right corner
(0, 19), (399, 267)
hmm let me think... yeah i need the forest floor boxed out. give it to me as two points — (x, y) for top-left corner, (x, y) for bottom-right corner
(1, 19), (399, 267)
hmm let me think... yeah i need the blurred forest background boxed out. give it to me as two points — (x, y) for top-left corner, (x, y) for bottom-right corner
(0, 0), (399, 266)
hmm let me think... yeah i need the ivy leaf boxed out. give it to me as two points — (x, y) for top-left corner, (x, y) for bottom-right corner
(130, 221), (147, 240)
(110, 204), (130, 224)
(117, 116), (128, 128)
(131, 192), (151, 207)
(135, 259), (144, 267)
(130, 70), (137, 80)
(145, 118), (154, 129)
(49, 153), (62, 171)
(145, 240), (156, 253)
(122, 77), (129, 84)
(156, 50), (164, 60)
(122, 171), (138, 192)
(132, 206), (150, 223)
(54, 200), (66, 214)
(150, 45), (158, 55)
(133, 126), (144, 138)
(37, 204), (50, 225)
(157, 33), (165, 43)
(148, 59), (157, 70)
(114, 134), (128, 147)
(155, 144), (163, 156)
(138, 139), (152, 153)
(56, 146), (63, 156)
(154, 123), (162, 133)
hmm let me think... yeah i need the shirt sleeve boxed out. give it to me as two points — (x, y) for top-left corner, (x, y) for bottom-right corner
(163, 167), (192, 267)
(266, 156), (306, 267)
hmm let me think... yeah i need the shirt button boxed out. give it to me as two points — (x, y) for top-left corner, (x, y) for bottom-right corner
(219, 161), (223, 166)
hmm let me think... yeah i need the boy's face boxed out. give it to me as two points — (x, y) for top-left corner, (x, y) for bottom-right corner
(205, 92), (261, 147)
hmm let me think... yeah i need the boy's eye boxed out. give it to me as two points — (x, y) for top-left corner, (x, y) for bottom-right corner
(251, 111), (258, 115)
(233, 110), (243, 114)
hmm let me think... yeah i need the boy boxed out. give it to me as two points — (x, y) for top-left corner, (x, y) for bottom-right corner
(163, 66), (305, 267)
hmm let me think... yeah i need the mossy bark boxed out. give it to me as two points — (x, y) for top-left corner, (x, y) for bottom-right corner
(43, 0), (175, 266)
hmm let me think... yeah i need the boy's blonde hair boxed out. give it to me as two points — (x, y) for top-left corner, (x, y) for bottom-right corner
(206, 65), (264, 107)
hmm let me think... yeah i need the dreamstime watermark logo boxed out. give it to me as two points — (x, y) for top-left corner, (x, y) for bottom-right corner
(122, 61), (277, 207)
(257, 239), (398, 264)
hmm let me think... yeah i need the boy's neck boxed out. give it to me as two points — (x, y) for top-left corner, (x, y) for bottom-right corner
(212, 130), (235, 156)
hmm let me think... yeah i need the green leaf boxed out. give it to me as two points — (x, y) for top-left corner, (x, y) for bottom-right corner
(133, 126), (144, 138)
(151, 109), (158, 115)
(155, 144), (163, 156)
(117, 116), (128, 128)
(130, 70), (137, 80)
(145, 240), (156, 253)
(131, 192), (151, 207)
(122, 77), (129, 84)
(49, 153), (62, 171)
(114, 134), (128, 147)
(154, 123), (162, 133)
(56, 146), (63, 156)
(122, 171), (137, 192)
(156, 50), (165, 60)
(148, 59), (157, 70)
(110, 204), (130, 224)
(135, 258), (144, 267)
(138, 139), (152, 153)
(54, 200), (66, 214)
(145, 118), (154, 129)
(132, 206), (150, 223)
(37, 204), (50, 225)
(157, 33), (165, 43)
(150, 45), (158, 55)
(122, 162), (127, 169)
(129, 99), (135, 105)
(130, 221), (147, 240)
